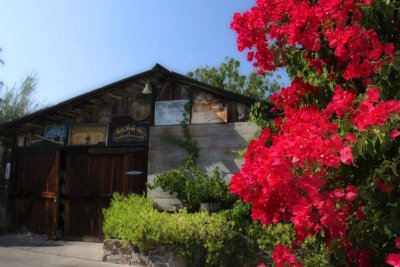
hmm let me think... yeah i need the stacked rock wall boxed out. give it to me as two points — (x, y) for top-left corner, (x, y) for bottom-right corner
(103, 239), (187, 267)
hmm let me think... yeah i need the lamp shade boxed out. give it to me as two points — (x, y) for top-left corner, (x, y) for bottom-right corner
(142, 81), (153, 94)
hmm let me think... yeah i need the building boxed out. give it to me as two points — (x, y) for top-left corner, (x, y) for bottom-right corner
(0, 64), (259, 240)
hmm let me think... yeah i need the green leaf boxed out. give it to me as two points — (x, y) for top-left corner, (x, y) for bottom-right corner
(378, 133), (392, 153)
(362, 139), (375, 157)
(392, 162), (399, 176)
(330, 239), (346, 264)
(355, 140), (365, 159)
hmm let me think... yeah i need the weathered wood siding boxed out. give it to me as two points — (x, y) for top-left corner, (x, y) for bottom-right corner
(9, 150), (59, 237)
(63, 149), (147, 241)
(147, 122), (260, 210)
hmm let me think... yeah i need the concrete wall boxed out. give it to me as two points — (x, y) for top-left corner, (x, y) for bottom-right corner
(147, 122), (259, 210)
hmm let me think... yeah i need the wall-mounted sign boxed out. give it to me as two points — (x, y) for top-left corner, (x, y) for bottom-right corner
(29, 123), (70, 146)
(28, 123), (69, 146)
(191, 99), (227, 124)
(130, 97), (151, 121)
(155, 100), (189, 126)
(237, 103), (249, 122)
(70, 124), (108, 146)
(5, 163), (10, 179)
(108, 122), (149, 146)
(17, 136), (24, 147)
(97, 107), (112, 123)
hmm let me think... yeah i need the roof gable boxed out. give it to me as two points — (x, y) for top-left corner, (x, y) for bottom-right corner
(0, 64), (257, 136)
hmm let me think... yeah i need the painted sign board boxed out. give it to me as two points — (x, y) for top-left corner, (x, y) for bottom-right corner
(70, 124), (108, 146)
(108, 122), (149, 146)
(97, 107), (112, 123)
(191, 99), (227, 124)
(155, 100), (189, 126)
(28, 123), (69, 146)
(130, 97), (151, 121)
(41, 123), (69, 145)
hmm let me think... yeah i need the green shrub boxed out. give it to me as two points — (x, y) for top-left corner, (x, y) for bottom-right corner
(103, 193), (328, 267)
(103, 193), (257, 266)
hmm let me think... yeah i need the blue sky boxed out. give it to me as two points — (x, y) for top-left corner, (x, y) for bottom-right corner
(0, 0), (289, 105)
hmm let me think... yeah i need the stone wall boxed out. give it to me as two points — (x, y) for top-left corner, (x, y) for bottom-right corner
(103, 239), (187, 267)
(103, 239), (275, 267)
(147, 122), (259, 210)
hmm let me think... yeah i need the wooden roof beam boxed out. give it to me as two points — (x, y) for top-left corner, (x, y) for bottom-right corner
(100, 95), (116, 104)
(80, 103), (101, 109)
(70, 108), (86, 113)
(88, 98), (107, 105)
(106, 92), (123, 100)
(63, 109), (81, 115)
(44, 114), (69, 121)
(55, 110), (79, 118)
(22, 122), (43, 129)
(13, 126), (35, 133)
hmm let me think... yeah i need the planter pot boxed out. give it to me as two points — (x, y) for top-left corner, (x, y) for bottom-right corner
(199, 202), (221, 213)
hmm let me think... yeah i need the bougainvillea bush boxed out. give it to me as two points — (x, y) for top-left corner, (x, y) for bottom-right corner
(230, 0), (400, 266)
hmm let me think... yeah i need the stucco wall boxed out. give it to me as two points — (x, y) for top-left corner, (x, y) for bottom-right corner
(147, 122), (259, 210)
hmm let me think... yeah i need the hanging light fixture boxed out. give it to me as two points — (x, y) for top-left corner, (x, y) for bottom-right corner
(142, 81), (153, 94)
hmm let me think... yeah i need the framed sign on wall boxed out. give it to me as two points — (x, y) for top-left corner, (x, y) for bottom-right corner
(28, 123), (69, 146)
(154, 100), (189, 126)
(191, 99), (227, 124)
(43, 123), (69, 145)
(69, 124), (108, 146)
(107, 122), (149, 146)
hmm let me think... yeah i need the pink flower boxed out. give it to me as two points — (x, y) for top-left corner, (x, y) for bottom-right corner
(351, 98), (400, 131)
(272, 245), (302, 267)
(390, 129), (400, 139)
(374, 177), (394, 193)
(345, 133), (357, 144)
(355, 207), (364, 220)
(366, 87), (381, 103)
(386, 253), (400, 267)
(340, 147), (353, 165)
(247, 51), (255, 61)
(324, 86), (356, 118)
(396, 237), (400, 249)
(345, 185), (358, 201)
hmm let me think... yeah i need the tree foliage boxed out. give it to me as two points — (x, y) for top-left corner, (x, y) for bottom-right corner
(230, 0), (400, 266)
(0, 74), (39, 123)
(187, 57), (280, 99)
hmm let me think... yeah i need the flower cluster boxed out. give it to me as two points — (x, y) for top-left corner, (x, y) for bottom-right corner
(230, 77), (400, 265)
(323, 86), (357, 118)
(231, 79), (362, 248)
(324, 86), (400, 129)
(270, 77), (319, 114)
(351, 88), (400, 131)
(230, 0), (394, 84)
(386, 237), (400, 267)
(271, 245), (302, 267)
(231, 1), (399, 265)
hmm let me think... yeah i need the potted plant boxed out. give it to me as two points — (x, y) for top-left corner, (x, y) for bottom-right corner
(186, 167), (234, 213)
(150, 165), (235, 212)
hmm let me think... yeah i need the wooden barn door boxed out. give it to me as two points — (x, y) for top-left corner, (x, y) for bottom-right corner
(9, 149), (59, 238)
(63, 148), (147, 241)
